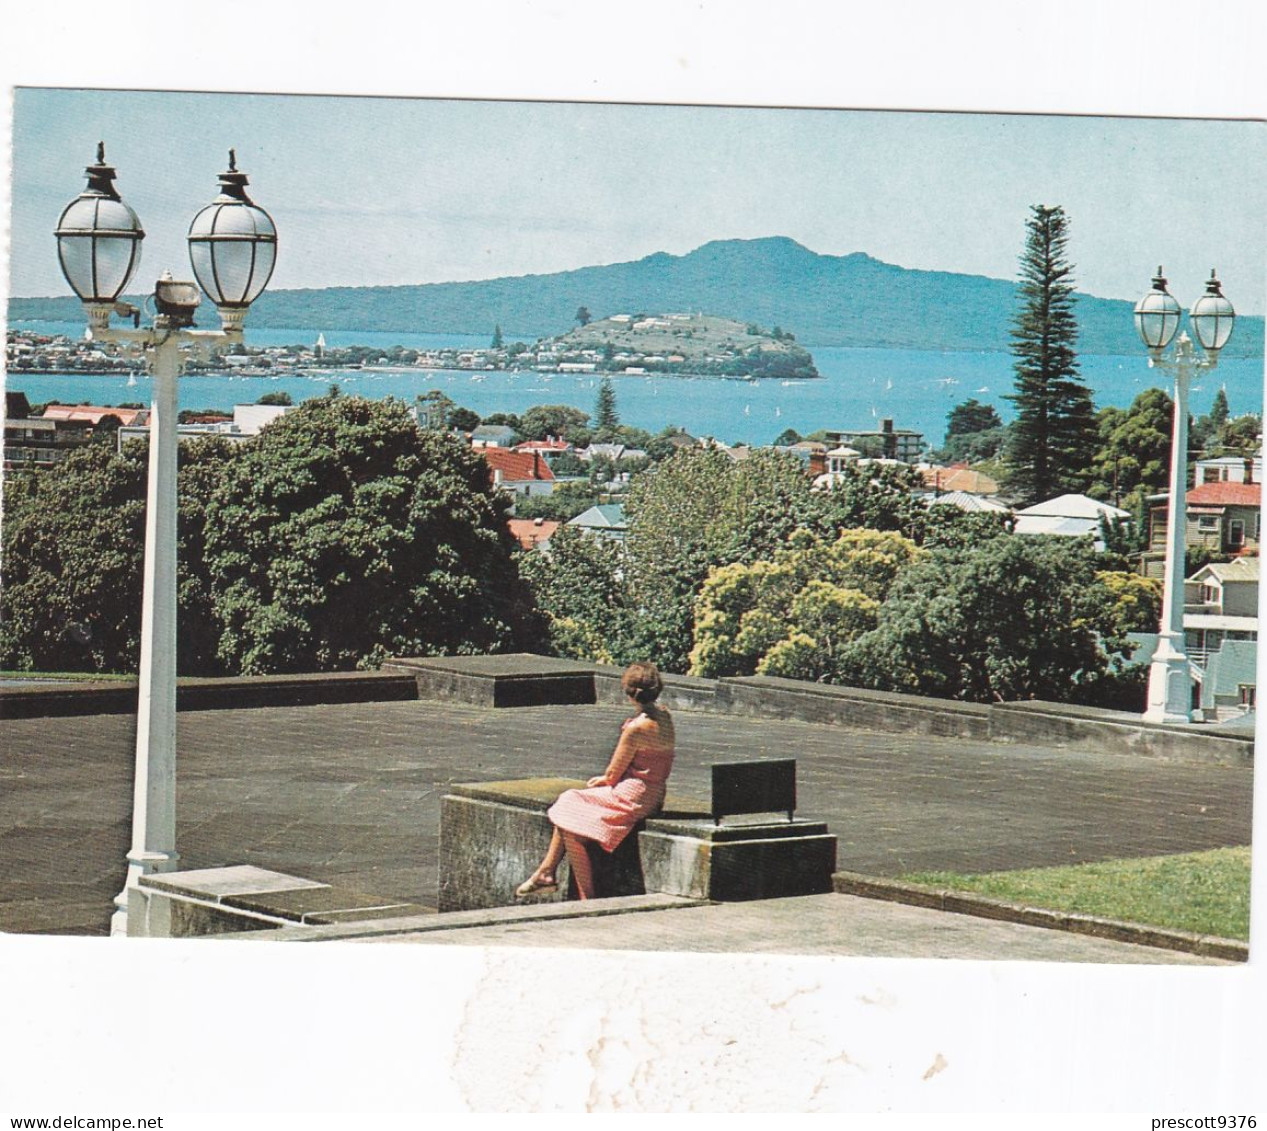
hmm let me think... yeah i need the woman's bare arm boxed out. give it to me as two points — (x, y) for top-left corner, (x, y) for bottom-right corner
(587, 722), (641, 787)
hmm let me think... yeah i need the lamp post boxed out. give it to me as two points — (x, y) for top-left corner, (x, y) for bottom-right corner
(55, 145), (276, 935)
(1134, 268), (1235, 725)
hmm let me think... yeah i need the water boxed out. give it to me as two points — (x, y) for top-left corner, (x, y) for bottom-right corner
(8, 321), (1264, 446)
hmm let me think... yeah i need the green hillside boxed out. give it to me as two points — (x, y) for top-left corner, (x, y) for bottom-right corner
(11, 236), (1263, 357)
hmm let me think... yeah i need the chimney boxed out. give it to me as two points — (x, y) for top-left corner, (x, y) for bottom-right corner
(881, 418), (896, 460)
(533, 451), (540, 478)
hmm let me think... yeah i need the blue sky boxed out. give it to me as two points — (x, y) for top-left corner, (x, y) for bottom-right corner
(9, 88), (1266, 314)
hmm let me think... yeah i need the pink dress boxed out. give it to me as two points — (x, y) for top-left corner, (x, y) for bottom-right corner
(548, 712), (675, 852)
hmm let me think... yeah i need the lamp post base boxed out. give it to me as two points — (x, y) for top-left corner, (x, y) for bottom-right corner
(111, 849), (181, 937)
(1142, 645), (1193, 726)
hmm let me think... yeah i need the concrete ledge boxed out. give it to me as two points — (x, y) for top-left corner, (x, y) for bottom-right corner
(988, 701), (1254, 765)
(0, 671), (419, 720)
(386, 653), (596, 708)
(593, 665), (721, 712)
(718, 675), (993, 740)
(832, 871), (1248, 962)
(136, 865), (434, 936)
(225, 892), (704, 943)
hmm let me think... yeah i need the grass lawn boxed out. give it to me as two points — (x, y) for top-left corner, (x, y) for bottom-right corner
(901, 846), (1251, 941)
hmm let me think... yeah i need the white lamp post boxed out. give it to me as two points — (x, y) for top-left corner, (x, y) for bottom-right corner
(1134, 268), (1235, 725)
(55, 145), (277, 935)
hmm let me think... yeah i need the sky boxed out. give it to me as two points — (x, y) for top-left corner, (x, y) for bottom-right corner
(9, 87), (1267, 314)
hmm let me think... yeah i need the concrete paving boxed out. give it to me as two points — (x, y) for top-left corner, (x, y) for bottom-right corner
(354, 891), (1232, 963)
(0, 698), (1253, 942)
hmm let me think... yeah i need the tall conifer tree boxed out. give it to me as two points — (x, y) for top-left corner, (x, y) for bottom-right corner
(595, 377), (619, 434)
(1004, 205), (1096, 505)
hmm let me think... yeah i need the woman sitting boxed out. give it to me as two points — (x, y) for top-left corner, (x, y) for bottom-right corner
(516, 661), (675, 900)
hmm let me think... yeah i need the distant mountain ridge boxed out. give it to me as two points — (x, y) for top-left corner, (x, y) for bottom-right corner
(10, 236), (1263, 357)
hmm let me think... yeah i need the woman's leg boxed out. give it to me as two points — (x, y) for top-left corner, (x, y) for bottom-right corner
(561, 830), (596, 900)
(531, 827), (565, 883)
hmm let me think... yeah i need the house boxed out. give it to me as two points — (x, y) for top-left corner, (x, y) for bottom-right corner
(470, 424), (518, 447)
(513, 438), (573, 462)
(116, 403), (290, 450)
(1131, 555), (1258, 721)
(40, 403), (149, 427)
(1147, 481), (1261, 566)
(1195, 453), (1261, 486)
(3, 413), (94, 471)
(918, 463), (1001, 497)
(823, 418), (924, 463)
(482, 447), (556, 498)
(1183, 557), (1259, 667)
(925, 491), (1011, 515)
(1013, 494), (1129, 548)
(568, 503), (627, 541)
(507, 517), (559, 551)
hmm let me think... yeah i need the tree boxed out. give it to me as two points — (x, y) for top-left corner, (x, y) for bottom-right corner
(842, 536), (1127, 704)
(688, 528), (921, 681)
(491, 324), (504, 350)
(1088, 388), (1173, 509)
(518, 525), (632, 663)
(0, 438), (234, 675)
(257, 391), (293, 406)
(622, 447), (821, 671)
(1208, 387), (1230, 433)
(518, 403), (590, 443)
(1004, 205), (1097, 505)
(773, 428), (803, 446)
(594, 378), (619, 436)
(448, 406), (481, 433)
(946, 398), (1002, 437)
(575, 306), (592, 327)
(202, 393), (543, 674)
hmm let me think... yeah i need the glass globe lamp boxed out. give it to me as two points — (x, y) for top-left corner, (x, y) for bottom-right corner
(187, 150), (277, 331)
(54, 144), (145, 329)
(1134, 268), (1182, 355)
(1189, 269), (1235, 355)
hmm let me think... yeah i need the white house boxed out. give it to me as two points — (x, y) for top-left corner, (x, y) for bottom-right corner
(1012, 494), (1129, 548)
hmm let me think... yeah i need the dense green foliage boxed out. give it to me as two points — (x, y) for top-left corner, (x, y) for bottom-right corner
(1088, 388), (1173, 509)
(842, 535), (1131, 703)
(689, 528), (920, 681)
(1004, 206), (1098, 505)
(517, 526), (632, 663)
(1, 394), (543, 676)
(0, 439), (234, 674)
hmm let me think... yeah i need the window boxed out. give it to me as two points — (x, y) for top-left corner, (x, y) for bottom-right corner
(1229, 520), (1245, 547)
(1197, 515), (1219, 533)
(1239, 684), (1256, 708)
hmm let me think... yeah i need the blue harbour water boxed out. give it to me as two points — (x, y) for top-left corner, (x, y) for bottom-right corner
(9, 322), (1264, 447)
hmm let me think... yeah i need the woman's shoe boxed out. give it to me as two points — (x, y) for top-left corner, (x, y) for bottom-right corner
(515, 875), (558, 898)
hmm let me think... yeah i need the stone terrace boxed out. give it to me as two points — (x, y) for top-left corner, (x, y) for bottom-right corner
(1, 698), (1253, 937)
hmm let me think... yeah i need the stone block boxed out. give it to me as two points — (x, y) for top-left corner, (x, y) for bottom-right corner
(439, 789), (572, 911)
(389, 654), (596, 708)
(639, 820), (837, 901)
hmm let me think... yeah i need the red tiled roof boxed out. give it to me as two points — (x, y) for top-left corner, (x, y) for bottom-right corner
(1186, 482), (1261, 507)
(507, 518), (560, 549)
(919, 465), (1001, 495)
(41, 404), (147, 426)
(514, 439), (571, 452)
(482, 446), (555, 482)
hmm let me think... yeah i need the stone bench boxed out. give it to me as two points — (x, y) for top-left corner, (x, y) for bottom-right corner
(438, 765), (837, 911)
